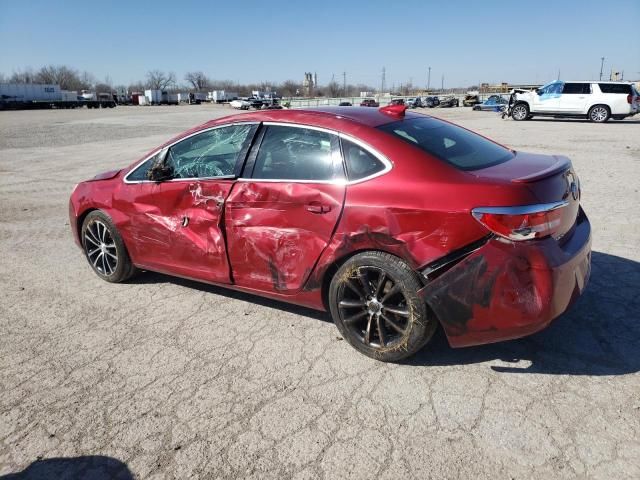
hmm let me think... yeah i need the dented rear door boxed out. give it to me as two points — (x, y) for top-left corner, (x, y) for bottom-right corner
(225, 124), (346, 293)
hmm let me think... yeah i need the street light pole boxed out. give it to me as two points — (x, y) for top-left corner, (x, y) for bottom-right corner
(599, 57), (605, 81)
(427, 67), (431, 91)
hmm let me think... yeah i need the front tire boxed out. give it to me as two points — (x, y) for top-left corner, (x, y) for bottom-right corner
(81, 210), (137, 283)
(512, 103), (529, 121)
(588, 104), (610, 123)
(328, 251), (437, 362)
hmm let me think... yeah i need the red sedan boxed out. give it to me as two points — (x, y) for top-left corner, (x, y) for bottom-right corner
(69, 105), (591, 361)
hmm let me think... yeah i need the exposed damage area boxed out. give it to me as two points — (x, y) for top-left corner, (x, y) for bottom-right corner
(419, 210), (591, 347)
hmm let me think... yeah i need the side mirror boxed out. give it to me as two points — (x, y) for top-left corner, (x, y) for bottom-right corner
(147, 164), (174, 182)
(146, 148), (173, 182)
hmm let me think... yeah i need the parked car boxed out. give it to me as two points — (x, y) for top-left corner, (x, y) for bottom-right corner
(390, 98), (405, 106)
(405, 97), (418, 108)
(511, 81), (639, 122)
(472, 95), (508, 111)
(423, 96), (440, 108)
(230, 99), (251, 110)
(360, 98), (379, 107)
(69, 104), (591, 362)
(339, 101), (352, 106)
(438, 96), (459, 107)
(463, 93), (481, 107)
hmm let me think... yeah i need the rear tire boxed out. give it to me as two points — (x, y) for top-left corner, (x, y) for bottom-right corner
(588, 105), (610, 123)
(81, 210), (137, 283)
(512, 103), (529, 121)
(328, 251), (437, 362)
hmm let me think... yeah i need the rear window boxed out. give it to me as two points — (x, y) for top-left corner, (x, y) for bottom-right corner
(377, 117), (514, 171)
(598, 83), (632, 94)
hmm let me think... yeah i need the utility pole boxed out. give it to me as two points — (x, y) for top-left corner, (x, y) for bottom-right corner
(441, 74), (444, 92)
(427, 67), (431, 91)
(381, 67), (386, 94)
(342, 72), (346, 96)
(599, 57), (605, 81)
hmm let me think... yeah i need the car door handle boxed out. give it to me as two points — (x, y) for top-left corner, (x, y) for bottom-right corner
(306, 202), (331, 214)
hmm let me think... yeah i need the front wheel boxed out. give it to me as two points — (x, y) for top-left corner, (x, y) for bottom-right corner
(512, 103), (529, 121)
(588, 105), (610, 123)
(328, 251), (437, 362)
(81, 210), (137, 283)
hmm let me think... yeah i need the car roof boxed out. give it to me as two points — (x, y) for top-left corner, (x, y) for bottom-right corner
(561, 80), (632, 84)
(206, 106), (424, 129)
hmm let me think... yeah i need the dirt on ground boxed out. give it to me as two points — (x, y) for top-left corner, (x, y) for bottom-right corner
(1, 105), (639, 479)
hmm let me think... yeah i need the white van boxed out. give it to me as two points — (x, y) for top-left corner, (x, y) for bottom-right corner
(512, 81), (639, 122)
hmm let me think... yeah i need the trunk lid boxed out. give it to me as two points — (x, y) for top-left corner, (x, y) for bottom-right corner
(470, 151), (581, 240)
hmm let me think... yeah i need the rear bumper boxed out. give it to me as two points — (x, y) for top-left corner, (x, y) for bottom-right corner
(419, 208), (591, 348)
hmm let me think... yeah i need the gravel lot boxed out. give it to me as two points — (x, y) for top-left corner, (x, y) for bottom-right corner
(1, 105), (639, 479)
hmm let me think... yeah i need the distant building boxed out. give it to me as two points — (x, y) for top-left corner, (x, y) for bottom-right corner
(303, 72), (317, 96)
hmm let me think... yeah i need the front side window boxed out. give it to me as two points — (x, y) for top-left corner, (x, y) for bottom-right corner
(165, 124), (254, 179)
(341, 139), (386, 181)
(540, 81), (564, 95)
(378, 117), (514, 171)
(127, 151), (162, 181)
(252, 126), (342, 181)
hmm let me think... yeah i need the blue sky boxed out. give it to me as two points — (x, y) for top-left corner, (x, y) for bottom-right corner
(1, 0), (639, 88)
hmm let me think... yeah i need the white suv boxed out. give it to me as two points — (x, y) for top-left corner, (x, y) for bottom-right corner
(511, 81), (639, 122)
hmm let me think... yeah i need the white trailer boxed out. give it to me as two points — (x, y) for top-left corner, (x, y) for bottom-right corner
(209, 90), (239, 103)
(61, 91), (78, 102)
(0, 83), (62, 102)
(144, 89), (162, 105)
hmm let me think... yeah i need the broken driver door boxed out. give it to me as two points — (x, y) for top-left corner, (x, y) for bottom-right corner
(225, 124), (346, 293)
(151, 123), (258, 283)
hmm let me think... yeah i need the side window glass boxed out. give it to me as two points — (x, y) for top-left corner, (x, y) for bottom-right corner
(562, 83), (581, 94)
(341, 139), (386, 181)
(252, 126), (340, 181)
(165, 124), (253, 179)
(127, 151), (162, 181)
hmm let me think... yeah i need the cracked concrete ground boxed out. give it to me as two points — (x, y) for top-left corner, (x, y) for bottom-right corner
(0, 105), (639, 479)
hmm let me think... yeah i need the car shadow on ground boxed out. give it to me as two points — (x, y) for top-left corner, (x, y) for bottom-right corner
(407, 251), (640, 375)
(129, 271), (332, 323)
(0, 456), (133, 480)
(131, 251), (638, 376)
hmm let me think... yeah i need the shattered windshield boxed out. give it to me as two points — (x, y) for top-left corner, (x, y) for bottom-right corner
(166, 124), (254, 179)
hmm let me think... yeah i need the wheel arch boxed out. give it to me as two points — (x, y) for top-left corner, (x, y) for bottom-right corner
(76, 207), (99, 245)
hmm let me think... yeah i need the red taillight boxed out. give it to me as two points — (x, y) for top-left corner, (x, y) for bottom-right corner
(627, 94), (632, 104)
(472, 202), (568, 241)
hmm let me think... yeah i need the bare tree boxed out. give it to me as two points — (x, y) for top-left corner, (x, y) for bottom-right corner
(279, 80), (301, 97)
(184, 71), (210, 91)
(145, 70), (176, 90)
(325, 80), (341, 97)
(35, 65), (83, 90)
(9, 68), (37, 84)
(95, 83), (112, 94)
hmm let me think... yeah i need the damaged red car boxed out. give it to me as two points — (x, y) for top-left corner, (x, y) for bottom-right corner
(69, 105), (591, 361)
